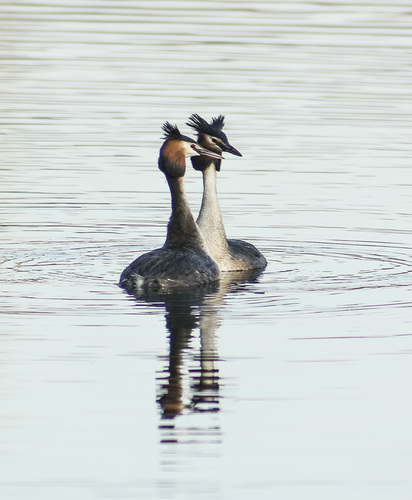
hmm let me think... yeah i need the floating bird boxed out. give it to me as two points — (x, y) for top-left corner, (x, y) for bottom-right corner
(187, 114), (267, 271)
(119, 122), (223, 293)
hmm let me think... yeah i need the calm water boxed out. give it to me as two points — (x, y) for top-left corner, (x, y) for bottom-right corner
(1, 1), (412, 498)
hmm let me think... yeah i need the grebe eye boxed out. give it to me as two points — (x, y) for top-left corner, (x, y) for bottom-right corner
(191, 144), (196, 149)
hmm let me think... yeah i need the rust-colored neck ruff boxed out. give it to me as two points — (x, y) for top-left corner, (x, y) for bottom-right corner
(159, 141), (187, 178)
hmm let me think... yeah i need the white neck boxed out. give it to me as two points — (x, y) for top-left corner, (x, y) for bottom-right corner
(197, 165), (231, 265)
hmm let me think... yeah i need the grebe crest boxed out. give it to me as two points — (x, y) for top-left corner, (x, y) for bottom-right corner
(186, 113), (241, 172)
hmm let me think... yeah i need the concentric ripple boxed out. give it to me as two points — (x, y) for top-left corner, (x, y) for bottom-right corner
(3, 236), (410, 320)
(223, 239), (412, 318)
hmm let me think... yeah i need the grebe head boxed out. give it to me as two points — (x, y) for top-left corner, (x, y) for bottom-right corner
(159, 122), (224, 178)
(186, 113), (242, 160)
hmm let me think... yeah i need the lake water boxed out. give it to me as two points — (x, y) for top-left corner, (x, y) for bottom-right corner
(1, 1), (412, 498)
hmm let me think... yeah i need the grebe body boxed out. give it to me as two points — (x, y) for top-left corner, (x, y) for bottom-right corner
(120, 123), (223, 293)
(187, 114), (267, 272)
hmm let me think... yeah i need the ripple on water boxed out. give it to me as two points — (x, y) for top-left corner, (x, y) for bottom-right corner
(224, 239), (412, 319)
(3, 236), (411, 320)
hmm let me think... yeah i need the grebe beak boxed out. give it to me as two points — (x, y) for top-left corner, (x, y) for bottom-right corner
(193, 145), (224, 160)
(220, 143), (242, 157)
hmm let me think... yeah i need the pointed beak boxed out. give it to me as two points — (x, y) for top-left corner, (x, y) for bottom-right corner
(193, 145), (224, 160)
(220, 143), (242, 157)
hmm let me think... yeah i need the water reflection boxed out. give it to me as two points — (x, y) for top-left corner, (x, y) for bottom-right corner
(124, 270), (264, 443)
(157, 284), (220, 422)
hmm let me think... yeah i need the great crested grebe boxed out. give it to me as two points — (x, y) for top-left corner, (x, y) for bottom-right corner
(187, 114), (267, 271)
(119, 122), (223, 292)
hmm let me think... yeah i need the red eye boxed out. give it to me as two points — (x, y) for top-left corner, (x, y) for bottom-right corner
(191, 144), (196, 149)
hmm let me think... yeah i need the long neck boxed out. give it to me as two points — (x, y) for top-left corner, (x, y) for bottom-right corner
(197, 164), (230, 258)
(164, 176), (209, 250)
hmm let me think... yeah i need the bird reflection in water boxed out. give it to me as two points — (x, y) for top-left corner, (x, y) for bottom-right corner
(124, 269), (264, 444)
(158, 283), (220, 420)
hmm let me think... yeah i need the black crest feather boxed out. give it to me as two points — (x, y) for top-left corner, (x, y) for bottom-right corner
(162, 122), (182, 141)
(186, 113), (226, 138)
(211, 115), (225, 130)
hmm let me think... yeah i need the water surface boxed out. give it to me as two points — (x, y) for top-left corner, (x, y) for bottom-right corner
(1, 1), (412, 499)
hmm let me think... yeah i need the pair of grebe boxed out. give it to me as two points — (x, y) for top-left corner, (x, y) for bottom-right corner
(119, 115), (267, 292)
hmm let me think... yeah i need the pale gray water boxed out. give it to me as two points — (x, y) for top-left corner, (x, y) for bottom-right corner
(1, 1), (412, 499)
